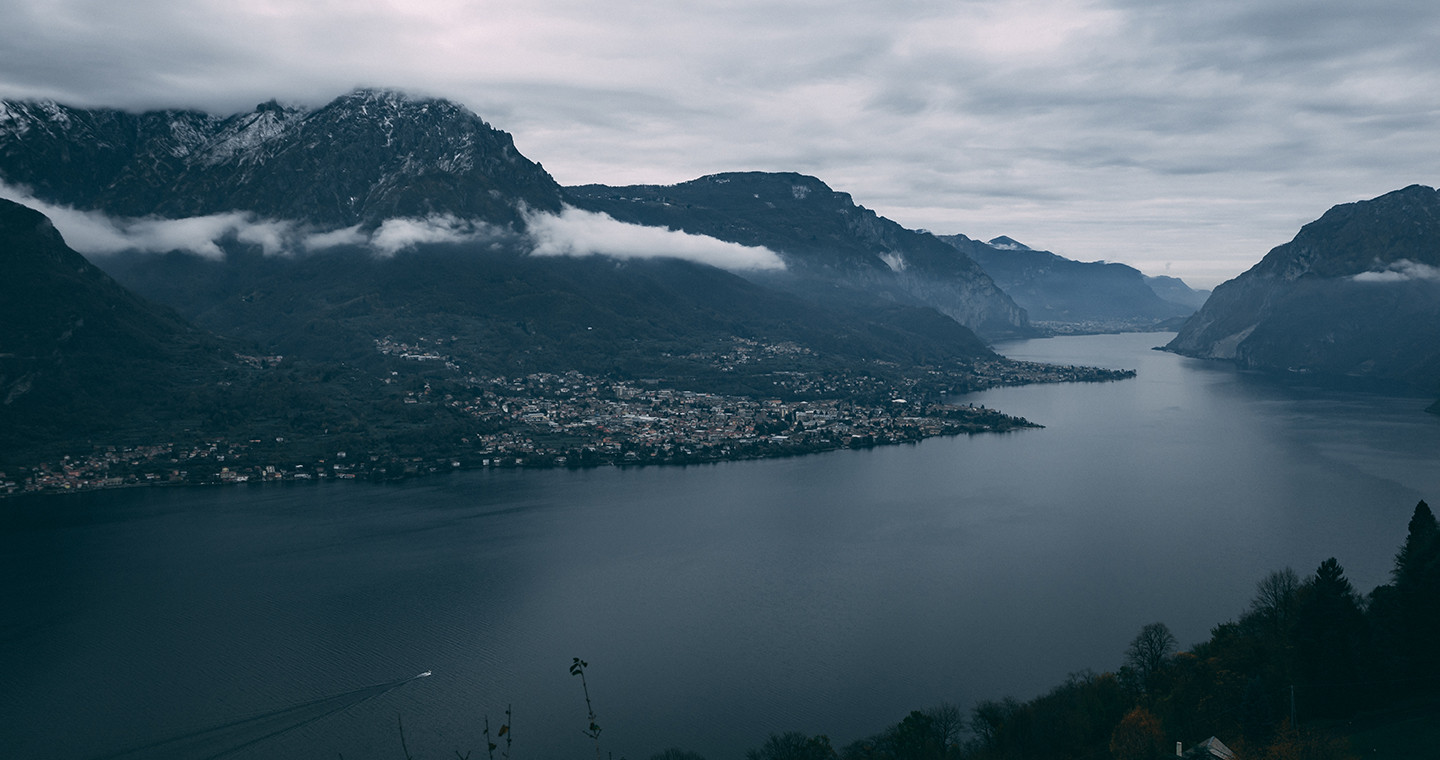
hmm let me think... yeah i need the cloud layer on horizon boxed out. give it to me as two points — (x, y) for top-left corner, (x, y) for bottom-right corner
(1, 1), (1438, 287)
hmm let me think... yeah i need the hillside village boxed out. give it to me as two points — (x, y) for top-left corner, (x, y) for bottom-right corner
(5, 359), (1132, 496)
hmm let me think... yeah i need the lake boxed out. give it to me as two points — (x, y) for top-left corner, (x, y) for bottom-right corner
(3, 332), (1438, 760)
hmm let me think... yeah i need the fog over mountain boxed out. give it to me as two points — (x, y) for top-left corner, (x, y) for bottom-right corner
(0, 91), (1041, 347)
(566, 172), (1031, 339)
(2, 90), (1043, 428)
(0, 91), (808, 277)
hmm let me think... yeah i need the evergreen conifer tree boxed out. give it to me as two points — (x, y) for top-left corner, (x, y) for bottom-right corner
(1393, 500), (1440, 677)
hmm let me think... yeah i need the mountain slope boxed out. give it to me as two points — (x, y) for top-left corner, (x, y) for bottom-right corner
(97, 236), (997, 388)
(565, 172), (1031, 339)
(1166, 185), (1440, 394)
(938, 234), (1204, 331)
(2, 96), (1003, 366)
(0, 89), (563, 228)
(0, 198), (237, 455)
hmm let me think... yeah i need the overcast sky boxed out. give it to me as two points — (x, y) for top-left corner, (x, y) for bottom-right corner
(3, 0), (1438, 288)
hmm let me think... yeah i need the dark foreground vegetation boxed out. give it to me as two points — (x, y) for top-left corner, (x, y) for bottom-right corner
(430, 500), (1440, 760)
(724, 500), (1440, 760)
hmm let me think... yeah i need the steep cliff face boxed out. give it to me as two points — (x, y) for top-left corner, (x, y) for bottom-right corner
(0, 89), (563, 228)
(566, 172), (1031, 339)
(1166, 185), (1440, 392)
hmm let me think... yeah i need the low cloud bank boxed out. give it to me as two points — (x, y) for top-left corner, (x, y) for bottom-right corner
(1, 184), (784, 271)
(1352, 259), (1440, 283)
(0, 182), (270, 258)
(368, 215), (497, 255)
(525, 206), (785, 272)
(0, 182), (499, 258)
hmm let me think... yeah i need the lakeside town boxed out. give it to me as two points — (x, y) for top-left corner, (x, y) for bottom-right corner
(3, 357), (1133, 497)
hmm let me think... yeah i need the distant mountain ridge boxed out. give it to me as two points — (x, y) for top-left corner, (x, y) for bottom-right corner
(1, 93), (1037, 345)
(1144, 275), (1210, 311)
(0, 89), (563, 228)
(566, 172), (1032, 339)
(936, 233), (1206, 332)
(98, 234), (998, 382)
(1167, 185), (1440, 396)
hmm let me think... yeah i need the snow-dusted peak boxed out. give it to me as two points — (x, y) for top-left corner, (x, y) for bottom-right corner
(165, 114), (223, 158)
(198, 104), (304, 165)
(332, 87), (465, 116)
(0, 99), (71, 137)
(0, 89), (564, 226)
(0, 101), (29, 137)
(35, 100), (72, 126)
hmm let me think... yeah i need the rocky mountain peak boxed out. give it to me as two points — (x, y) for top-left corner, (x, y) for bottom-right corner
(1251, 184), (1440, 282)
(987, 236), (1031, 251)
(0, 90), (563, 228)
(1166, 185), (1440, 391)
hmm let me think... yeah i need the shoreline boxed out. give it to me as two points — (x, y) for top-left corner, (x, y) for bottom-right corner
(3, 358), (1137, 499)
(2, 401), (1044, 499)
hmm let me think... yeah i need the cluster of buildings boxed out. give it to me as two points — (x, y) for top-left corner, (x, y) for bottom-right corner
(5, 340), (1133, 496)
(442, 372), (1036, 467)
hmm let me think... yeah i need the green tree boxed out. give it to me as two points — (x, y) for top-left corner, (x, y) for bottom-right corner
(1393, 500), (1438, 588)
(1393, 500), (1440, 676)
(924, 702), (965, 756)
(1249, 568), (1301, 637)
(1293, 558), (1367, 718)
(968, 697), (1020, 749)
(887, 711), (944, 760)
(649, 749), (707, 760)
(747, 732), (839, 760)
(1108, 706), (1166, 760)
(1124, 622), (1177, 697)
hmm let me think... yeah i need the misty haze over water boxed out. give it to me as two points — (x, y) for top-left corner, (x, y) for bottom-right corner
(3, 332), (1437, 759)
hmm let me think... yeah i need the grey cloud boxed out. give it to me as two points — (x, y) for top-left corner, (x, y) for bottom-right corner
(525, 206), (785, 272)
(1352, 260), (1440, 283)
(2, 1), (1439, 288)
(0, 181), (288, 257)
(1, 180), (783, 273)
(0, 181), (498, 259)
(368, 216), (499, 256)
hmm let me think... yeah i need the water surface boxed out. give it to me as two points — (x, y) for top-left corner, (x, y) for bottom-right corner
(3, 333), (1437, 759)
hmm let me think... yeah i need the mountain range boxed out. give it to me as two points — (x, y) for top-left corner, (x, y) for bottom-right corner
(565, 172), (1032, 338)
(1166, 185), (1440, 404)
(0, 90), (1039, 355)
(0, 88), (1247, 467)
(0, 90), (562, 228)
(936, 234), (1208, 332)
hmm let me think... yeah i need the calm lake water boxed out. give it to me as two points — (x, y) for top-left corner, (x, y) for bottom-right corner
(3, 333), (1438, 760)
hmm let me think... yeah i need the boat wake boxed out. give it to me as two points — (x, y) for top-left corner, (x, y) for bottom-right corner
(90, 672), (431, 760)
